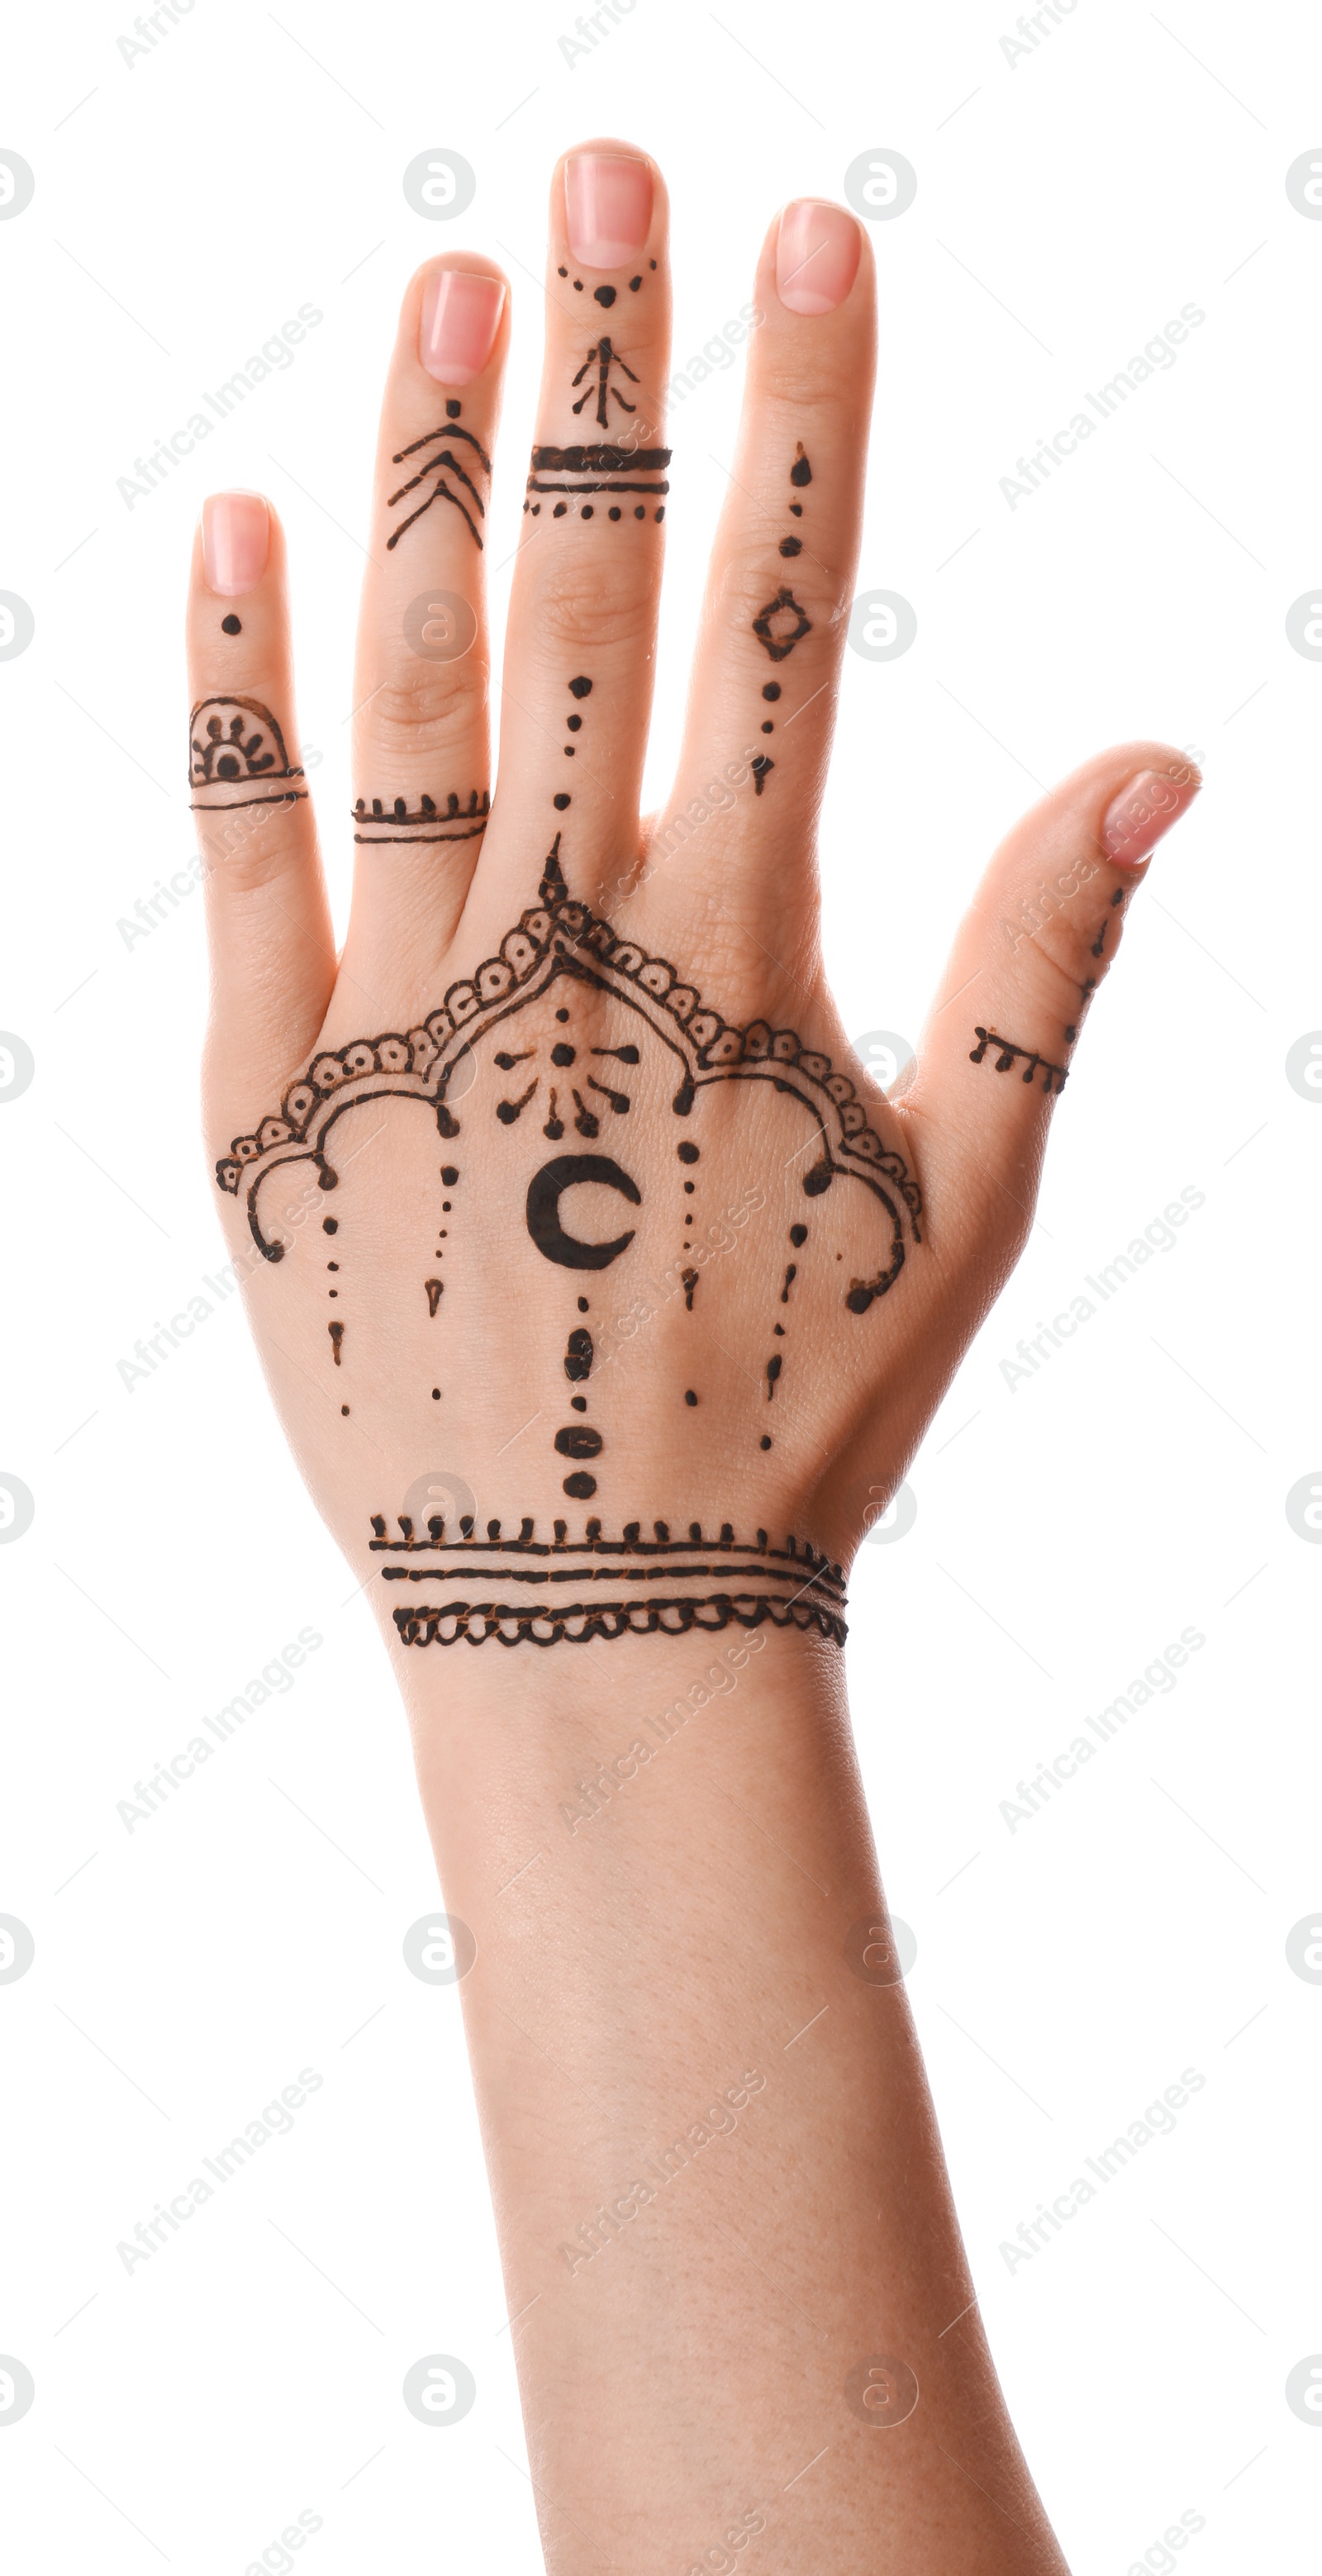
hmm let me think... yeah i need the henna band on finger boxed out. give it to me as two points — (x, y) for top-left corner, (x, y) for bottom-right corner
(352, 790), (490, 846)
(968, 1029), (1069, 1094)
(525, 443), (670, 522)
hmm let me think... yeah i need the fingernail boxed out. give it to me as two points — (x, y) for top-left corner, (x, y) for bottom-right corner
(1101, 763), (1202, 865)
(202, 492), (269, 597)
(564, 152), (653, 268)
(775, 199), (861, 316)
(420, 269), (505, 385)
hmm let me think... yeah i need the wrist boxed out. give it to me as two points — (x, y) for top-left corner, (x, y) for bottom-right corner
(391, 1616), (849, 1827)
(366, 1491), (852, 1667)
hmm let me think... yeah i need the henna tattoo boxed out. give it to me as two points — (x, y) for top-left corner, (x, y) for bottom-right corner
(387, 402), (491, 552)
(189, 697), (306, 812)
(558, 263), (653, 301)
(525, 444), (669, 522)
(217, 841), (920, 1636)
(752, 587), (811, 663)
(570, 340), (639, 430)
(552, 673), (595, 816)
(968, 1029), (1069, 1094)
(352, 788), (489, 846)
(1089, 884), (1127, 958)
(396, 1593), (844, 1647)
(217, 837), (921, 1290)
(525, 1153), (640, 1270)
(742, 454), (819, 787)
(529, 441), (669, 484)
(372, 1513), (848, 1648)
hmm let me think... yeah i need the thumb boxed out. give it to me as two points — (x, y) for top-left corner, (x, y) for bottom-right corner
(908, 739), (1201, 1235)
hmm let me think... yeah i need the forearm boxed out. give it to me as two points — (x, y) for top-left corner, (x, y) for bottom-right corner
(398, 1627), (1068, 2574)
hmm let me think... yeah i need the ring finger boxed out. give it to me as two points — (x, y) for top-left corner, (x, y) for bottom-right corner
(652, 200), (874, 965)
(344, 254), (510, 1010)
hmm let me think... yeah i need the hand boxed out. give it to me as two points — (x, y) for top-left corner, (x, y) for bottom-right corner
(188, 144), (1200, 1659)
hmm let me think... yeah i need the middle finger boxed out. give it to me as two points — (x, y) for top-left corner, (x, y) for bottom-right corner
(472, 140), (671, 933)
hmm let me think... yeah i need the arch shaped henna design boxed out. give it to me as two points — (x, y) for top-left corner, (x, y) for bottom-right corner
(189, 696), (307, 812)
(214, 844), (920, 1647)
(216, 839), (921, 1301)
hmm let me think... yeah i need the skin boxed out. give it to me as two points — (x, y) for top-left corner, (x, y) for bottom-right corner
(187, 141), (1200, 2574)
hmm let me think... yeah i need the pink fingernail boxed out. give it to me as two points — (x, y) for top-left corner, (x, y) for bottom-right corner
(202, 492), (270, 597)
(1101, 764), (1202, 866)
(420, 269), (506, 385)
(775, 200), (861, 316)
(564, 153), (653, 268)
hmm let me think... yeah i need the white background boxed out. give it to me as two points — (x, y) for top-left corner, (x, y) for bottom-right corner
(2, 2), (1320, 2569)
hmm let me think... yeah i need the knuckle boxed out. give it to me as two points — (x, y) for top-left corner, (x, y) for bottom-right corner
(196, 801), (313, 897)
(717, 539), (850, 646)
(359, 658), (489, 765)
(525, 558), (658, 658)
(1004, 865), (1125, 1015)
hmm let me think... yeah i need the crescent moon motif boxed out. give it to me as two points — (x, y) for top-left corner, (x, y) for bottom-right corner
(525, 1153), (641, 1271)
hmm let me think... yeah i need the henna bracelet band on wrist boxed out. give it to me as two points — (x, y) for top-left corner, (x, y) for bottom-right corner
(370, 1512), (849, 1648)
